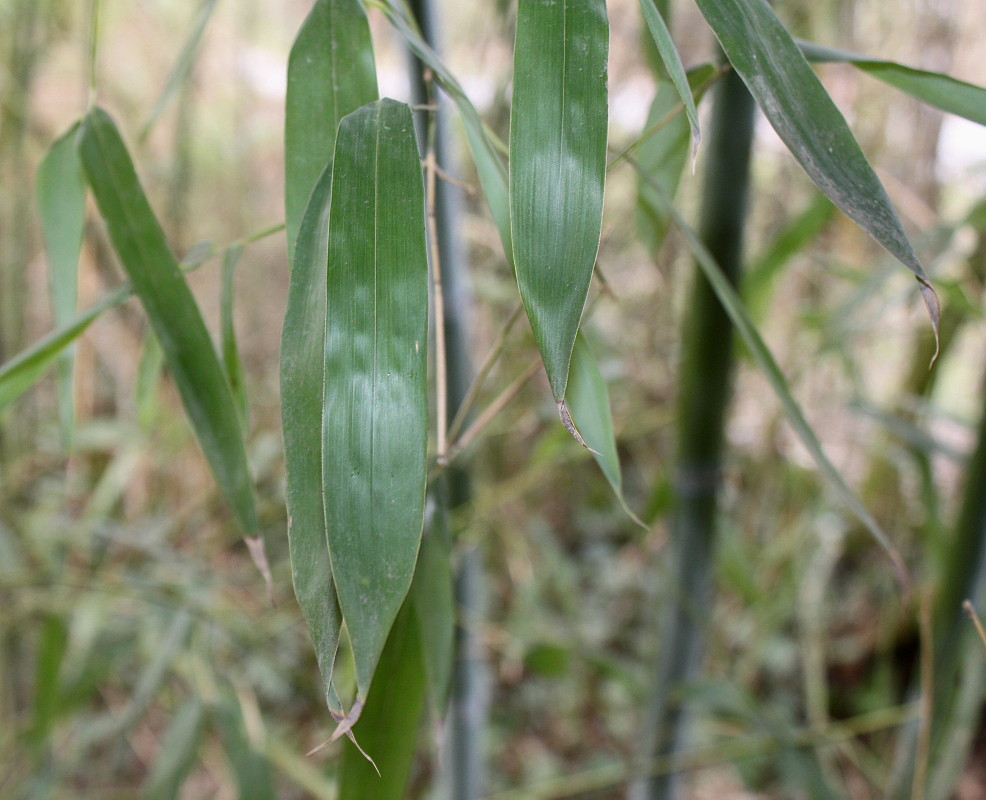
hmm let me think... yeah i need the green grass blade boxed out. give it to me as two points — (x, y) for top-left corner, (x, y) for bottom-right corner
(142, 697), (206, 800)
(214, 687), (276, 800)
(638, 0), (700, 157)
(642, 169), (908, 582)
(695, 0), (940, 333)
(36, 122), (87, 446)
(0, 286), (126, 413)
(221, 244), (247, 424)
(280, 163), (344, 715)
(337, 599), (426, 799)
(285, 0), (377, 264)
(567, 332), (643, 525)
(28, 615), (68, 746)
(141, 0), (218, 140)
(799, 39), (986, 126)
(635, 64), (716, 256)
(324, 99), (429, 703)
(378, 1), (512, 265)
(510, 0), (609, 402)
(78, 107), (260, 539)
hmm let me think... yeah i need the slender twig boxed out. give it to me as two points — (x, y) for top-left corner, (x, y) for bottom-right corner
(87, 0), (101, 106)
(446, 301), (524, 444)
(442, 358), (540, 467)
(963, 600), (986, 648)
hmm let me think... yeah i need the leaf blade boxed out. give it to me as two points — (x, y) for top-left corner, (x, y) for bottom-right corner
(285, 0), (378, 263)
(695, 0), (939, 332)
(510, 0), (609, 401)
(78, 106), (260, 538)
(323, 99), (429, 701)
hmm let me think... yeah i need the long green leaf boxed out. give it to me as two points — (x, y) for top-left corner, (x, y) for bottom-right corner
(412, 506), (454, 715)
(280, 164), (344, 715)
(377, 1), (512, 264)
(695, 0), (940, 333)
(323, 99), (429, 704)
(0, 286), (126, 413)
(36, 122), (87, 446)
(510, 0), (609, 403)
(567, 332), (642, 525)
(799, 39), (986, 127)
(635, 64), (716, 256)
(143, 698), (206, 800)
(638, 0), (700, 156)
(285, 0), (377, 263)
(78, 107), (260, 541)
(141, 0), (219, 140)
(214, 687), (276, 800)
(639, 164), (908, 582)
(221, 244), (247, 424)
(337, 600), (426, 799)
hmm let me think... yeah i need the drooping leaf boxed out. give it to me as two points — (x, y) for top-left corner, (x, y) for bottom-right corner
(379, 1), (512, 264)
(695, 0), (939, 333)
(567, 332), (643, 525)
(635, 63), (716, 256)
(285, 0), (377, 263)
(36, 122), (87, 446)
(799, 39), (986, 127)
(143, 698), (206, 800)
(412, 503), (455, 715)
(640, 167), (908, 582)
(638, 0), (700, 157)
(0, 286), (127, 413)
(337, 600), (426, 800)
(141, 0), (219, 140)
(510, 0), (609, 403)
(280, 164), (344, 715)
(221, 244), (247, 424)
(323, 99), (429, 703)
(77, 107), (261, 543)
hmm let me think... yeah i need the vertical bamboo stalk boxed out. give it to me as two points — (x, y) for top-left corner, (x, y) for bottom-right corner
(633, 63), (756, 800)
(405, 1), (487, 798)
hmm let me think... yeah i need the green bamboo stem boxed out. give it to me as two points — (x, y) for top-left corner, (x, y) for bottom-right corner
(405, 1), (486, 798)
(633, 63), (756, 800)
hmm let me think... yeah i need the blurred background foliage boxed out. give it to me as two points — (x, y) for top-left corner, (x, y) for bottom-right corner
(2, 0), (986, 797)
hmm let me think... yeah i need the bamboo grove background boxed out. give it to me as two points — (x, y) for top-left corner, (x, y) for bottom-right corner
(3, 0), (986, 798)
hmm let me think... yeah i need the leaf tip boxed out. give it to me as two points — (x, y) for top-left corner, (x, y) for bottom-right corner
(244, 536), (274, 605)
(557, 400), (600, 455)
(916, 277), (940, 369)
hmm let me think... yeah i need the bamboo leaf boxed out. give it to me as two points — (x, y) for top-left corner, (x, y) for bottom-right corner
(77, 107), (261, 545)
(510, 0), (609, 402)
(214, 687), (276, 800)
(0, 286), (126, 413)
(638, 0), (700, 157)
(641, 167), (909, 582)
(378, 1), (512, 264)
(323, 99), (429, 703)
(337, 599), (426, 800)
(799, 39), (986, 127)
(567, 332), (643, 525)
(36, 122), (87, 446)
(141, 0), (218, 140)
(285, 0), (377, 263)
(280, 164), (344, 715)
(412, 505), (454, 715)
(143, 697), (206, 800)
(635, 64), (716, 256)
(695, 0), (940, 335)
(221, 244), (247, 424)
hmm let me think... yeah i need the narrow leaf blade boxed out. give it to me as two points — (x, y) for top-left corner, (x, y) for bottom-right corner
(798, 39), (986, 127)
(695, 0), (940, 331)
(510, 0), (609, 401)
(78, 107), (260, 538)
(638, 0), (700, 156)
(324, 99), (429, 701)
(280, 164), (344, 715)
(37, 122), (87, 445)
(221, 245), (247, 424)
(285, 0), (377, 263)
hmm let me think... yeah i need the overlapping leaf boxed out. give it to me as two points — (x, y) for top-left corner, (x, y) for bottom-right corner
(36, 122), (87, 445)
(285, 0), (377, 262)
(510, 0), (609, 405)
(695, 0), (940, 334)
(78, 107), (261, 546)
(322, 99), (429, 705)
